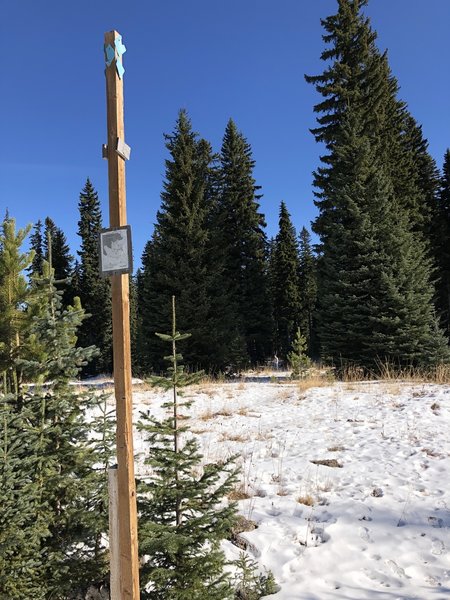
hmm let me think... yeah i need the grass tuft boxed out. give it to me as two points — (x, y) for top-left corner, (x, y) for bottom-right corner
(297, 494), (315, 506)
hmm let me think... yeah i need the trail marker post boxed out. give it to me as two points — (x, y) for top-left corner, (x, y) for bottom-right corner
(103, 30), (140, 599)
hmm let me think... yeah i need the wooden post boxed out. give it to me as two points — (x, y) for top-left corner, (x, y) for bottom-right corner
(104, 30), (140, 599)
(108, 466), (120, 600)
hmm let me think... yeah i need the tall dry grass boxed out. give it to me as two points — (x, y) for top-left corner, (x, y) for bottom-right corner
(338, 360), (450, 384)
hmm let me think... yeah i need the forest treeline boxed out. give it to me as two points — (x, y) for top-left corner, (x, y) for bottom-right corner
(3, 0), (450, 381)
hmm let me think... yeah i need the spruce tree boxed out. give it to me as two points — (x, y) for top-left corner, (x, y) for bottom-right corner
(16, 264), (112, 597)
(76, 178), (112, 374)
(43, 216), (74, 306)
(138, 111), (221, 372)
(435, 149), (450, 336)
(0, 220), (49, 598)
(298, 227), (317, 356)
(43, 216), (57, 261)
(129, 273), (140, 373)
(398, 115), (441, 241)
(316, 110), (447, 367)
(43, 217), (73, 282)
(0, 229), (113, 597)
(138, 296), (237, 599)
(136, 242), (155, 374)
(270, 202), (301, 358)
(215, 118), (272, 364)
(306, 0), (448, 369)
(0, 399), (50, 599)
(28, 219), (44, 277)
(287, 327), (311, 379)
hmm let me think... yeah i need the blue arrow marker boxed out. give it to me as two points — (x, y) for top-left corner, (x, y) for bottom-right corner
(104, 44), (115, 66)
(116, 60), (125, 79)
(115, 36), (127, 57)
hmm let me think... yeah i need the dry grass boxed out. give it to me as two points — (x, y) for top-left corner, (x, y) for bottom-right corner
(228, 487), (252, 501)
(199, 406), (233, 420)
(382, 382), (402, 396)
(278, 389), (294, 401)
(297, 494), (315, 506)
(327, 445), (345, 452)
(317, 479), (333, 493)
(190, 427), (209, 434)
(132, 380), (154, 392)
(221, 432), (249, 443)
(296, 374), (335, 393)
(422, 447), (443, 458)
(341, 365), (366, 382)
(214, 408), (233, 417)
(328, 361), (450, 385)
(199, 407), (214, 421)
(376, 362), (450, 384)
(255, 429), (272, 441)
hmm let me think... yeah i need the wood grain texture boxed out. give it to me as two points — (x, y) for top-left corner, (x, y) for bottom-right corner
(104, 29), (140, 600)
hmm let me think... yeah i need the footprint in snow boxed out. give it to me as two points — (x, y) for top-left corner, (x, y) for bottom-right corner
(305, 527), (325, 547)
(363, 568), (390, 587)
(428, 516), (444, 528)
(267, 505), (282, 516)
(359, 526), (373, 543)
(385, 559), (409, 579)
(431, 539), (445, 555)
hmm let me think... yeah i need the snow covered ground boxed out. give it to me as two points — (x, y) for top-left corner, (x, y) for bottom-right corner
(104, 376), (450, 599)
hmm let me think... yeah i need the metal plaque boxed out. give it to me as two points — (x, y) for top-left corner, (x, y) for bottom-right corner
(99, 225), (133, 277)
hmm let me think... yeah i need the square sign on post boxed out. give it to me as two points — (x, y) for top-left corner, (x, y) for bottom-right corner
(99, 225), (133, 277)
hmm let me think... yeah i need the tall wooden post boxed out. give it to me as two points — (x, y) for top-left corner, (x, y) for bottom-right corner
(108, 466), (120, 600)
(104, 30), (140, 599)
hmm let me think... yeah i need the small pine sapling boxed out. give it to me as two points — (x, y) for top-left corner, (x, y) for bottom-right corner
(287, 327), (311, 379)
(233, 552), (279, 599)
(138, 296), (239, 599)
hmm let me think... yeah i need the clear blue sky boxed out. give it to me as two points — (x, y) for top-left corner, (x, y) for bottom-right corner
(1, 0), (449, 267)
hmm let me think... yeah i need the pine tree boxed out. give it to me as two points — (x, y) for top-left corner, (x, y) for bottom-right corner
(306, 0), (448, 369)
(0, 231), (113, 597)
(205, 146), (249, 373)
(0, 399), (50, 599)
(28, 219), (44, 277)
(398, 115), (441, 241)
(435, 149), (450, 336)
(17, 265), (112, 597)
(0, 218), (34, 396)
(316, 110), (447, 367)
(43, 216), (57, 261)
(215, 118), (272, 364)
(232, 552), (279, 599)
(138, 111), (222, 372)
(138, 296), (238, 599)
(76, 178), (112, 374)
(43, 216), (74, 306)
(0, 220), (48, 598)
(270, 202), (301, 358)
(43, 217), (73, 282)
(287, 328), (311, 379)
(136, 242), (155, 374)
(298, 227), (317, 356)
(127, 273), (138, 375)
